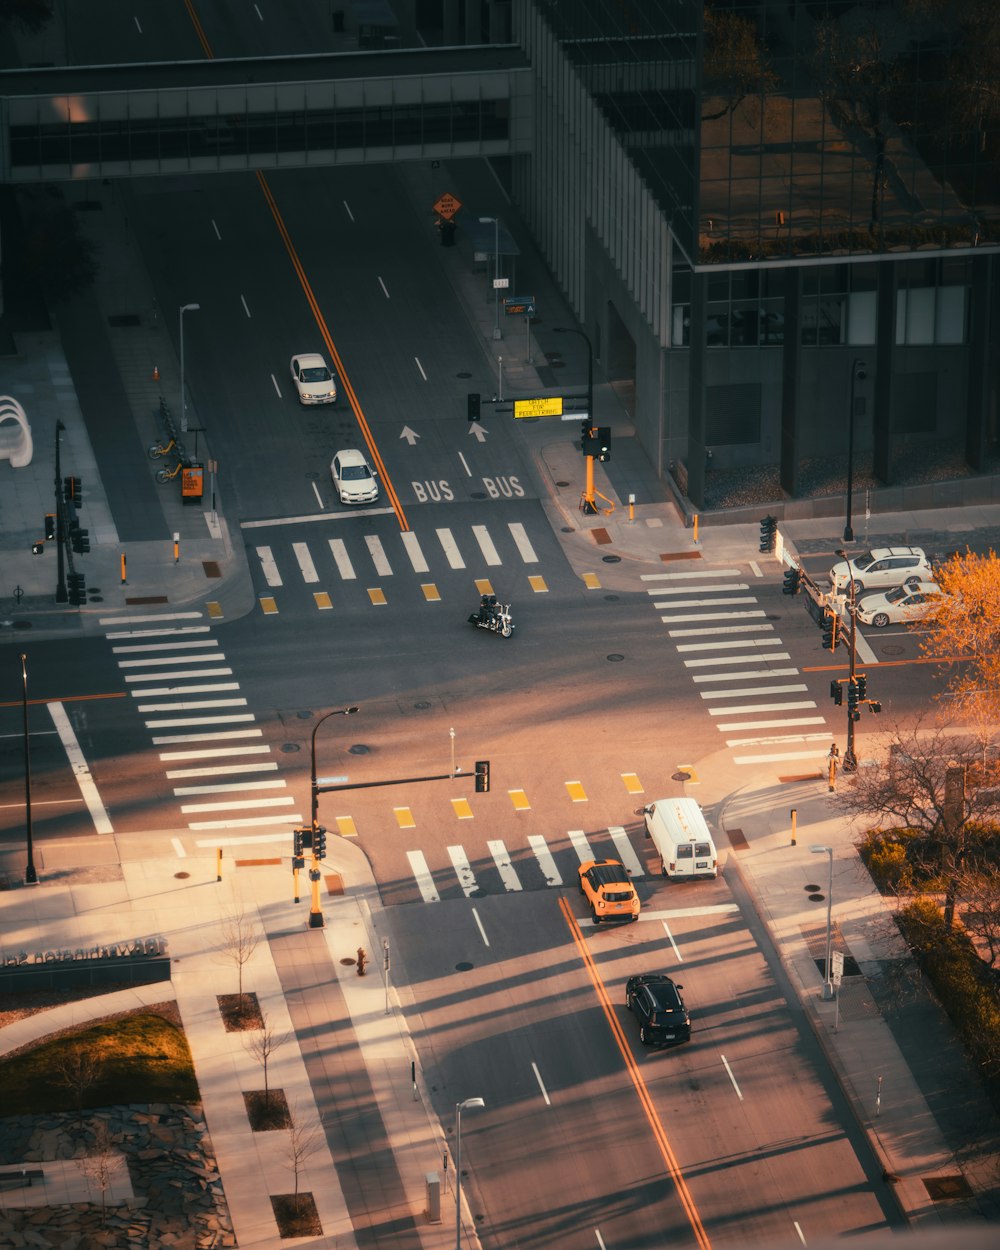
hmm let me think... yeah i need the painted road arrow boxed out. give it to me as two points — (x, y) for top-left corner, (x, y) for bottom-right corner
(400, 426), (421, 445)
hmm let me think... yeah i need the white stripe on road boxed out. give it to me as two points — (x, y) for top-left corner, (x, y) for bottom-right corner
(709, 701), (816, 716)
(692, 667), (796, 682)
(154, 732), (265, 747)
(528, 835), (562, 886)
(677, 637), (785, 652)
(700, 684), (808, 699)
(669, 624), (774, 638)
(118, 654), (227, 669)
(647, 583), (749, 596)
(532, 1062), (551, 1106)
(104, 625), (211, 640)
(472, 525), (502, 566)
(293, 541), (319, 583)
(111, 639), (219, 653)
(509, 522), (538, 563)
(726, 732), (831, 747)
(661, 611), (766, 624)
(256, 546), (282, 587)
(568, 830), (596, 863)
(98, 611), (203, 625)
(137, 699), (248, 713)
(144, 714), (256, 728)
(328, 538), (356, 579)
(407, 850), (440, 902)
(608, 826), (644, 877)
(488, 840), (522, 891)
(47, 702), (113, 835)
(717, 716), (827, 731)
(401, 532), (429, 573)
(125, 668), (233, 682)
(132, 683), (240, 697)
(165, 762), (279, 778)
(180, 796), (295, 814)
(683, 654), (789, 669)
(365, 535), (393, 576)
(436, 528), (465, 569)
(653, 597), (757, 609)
(641, 569), (741, 580)
(188, 814), (303, 830)
(733, 747), (834, 765)
(448, 846), (479, 896)
(173, 780), (288, 796)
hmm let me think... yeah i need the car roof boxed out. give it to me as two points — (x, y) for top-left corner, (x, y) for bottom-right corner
(335, 449), (369, 467)
(855, 546), (926, 561)
(635, 974), (682, 1002)
(585, 859), (631, 885)
(293, 352), (328, 368)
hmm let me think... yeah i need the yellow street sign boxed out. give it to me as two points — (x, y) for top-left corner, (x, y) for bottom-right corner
(514, 396), (563, 419)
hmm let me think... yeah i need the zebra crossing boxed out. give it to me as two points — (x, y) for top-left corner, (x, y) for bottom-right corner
(644, 566), (832, 767)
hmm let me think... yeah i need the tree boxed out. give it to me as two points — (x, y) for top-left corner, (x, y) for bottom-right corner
(52, 1041), (103, 1126)
(702, 3), (777, 123)
(243, 1011), (291, 1111)
(219, 902), (260, 1005)
(77, 1119), (124, 1229)
(919, 549), (1000, 723)
(285, 1106), (321, 1220)
(956, 865), (1000, 968)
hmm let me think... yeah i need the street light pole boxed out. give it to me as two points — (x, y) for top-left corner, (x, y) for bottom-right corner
(179, 302), (201, 433)
(454, 1097), (485, 1250)
(836, 548), (859, 774)
(478, 216), (502, 340)
(844, 358), (867, 543)
(555, 326), (596, 513)
(810, 845), (835, 1000)
(53, 419), (67, 603)
(307, 705), (359, 928)
(21, 654), (38, 885)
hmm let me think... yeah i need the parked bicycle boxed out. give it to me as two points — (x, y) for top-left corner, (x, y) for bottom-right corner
(148, 436), (186, 460)
(155, 460), (185, 484)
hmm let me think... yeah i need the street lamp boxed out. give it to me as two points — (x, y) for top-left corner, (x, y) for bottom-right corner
(20, 654), (38, 886)
(844, 358), (867, 542)
(454, 1097), (485, 1250)
(478, 216), (502, 340)
(179, 303), (201, 433)
(53, 419), (67, 604)
(554, 326), (596, 514)
(810, 845), (835, 1000)
(835, 548), (859, 774)
(306, 705), (359, 928)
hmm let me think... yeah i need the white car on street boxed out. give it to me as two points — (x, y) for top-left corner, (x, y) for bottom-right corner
(855, 581), (946, 628)
(330, 449), (378, 505)
(828, 546), (931, 595)
(290, 353), (337, 405)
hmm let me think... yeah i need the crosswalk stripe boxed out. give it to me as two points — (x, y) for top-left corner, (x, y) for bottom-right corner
(105, 625), (211, 640)
(256, 547), (282, 587)
(131, 682), (240, 697)
(448, 845), (479, 895)
(125, 668), (233, 682)
(293, 542), (319, 583)
(366, 535), (393, 576)
(700, 684), (809, 699)
(144, 713), (257, 729)
(528, 835), (562, 885)
(641, 569), (741, 580)
(717, 716), (827, 731)
(661, 610), (766, 624)
(165, 762), (278, 779)
(653, 596), (757, 609)
(401, 532), (429, 573)
(112, 639), (220, 653)
(509, 522), (538, 563)
(488, 840), (522, 892)
(473, 525), (502, 565)
(677, 637), (784, 652)
(155, 733), (265, 749)
(732, 747), (831, 765)
(669, 624), (774, 637)
(692, 667), (796, 682)
(137, 698), (248, 713)
(437, 528), (465, 569)
(647, 583), (749, 596)
(568, 830), (595, 863)
(328, 538), (356, 579)
(726, 732), (831, 747)
(180, 796), (295, 813)
(118, 653), (226, 669)
(683, 654), (789, 669)
(173, 780), (289, 796)
(709, 700), (816, 716)
(158, 746), (270, 760)
(407, 850), (440, 902)
(608, 826), (645, 877)
(188, 813), (303, 830)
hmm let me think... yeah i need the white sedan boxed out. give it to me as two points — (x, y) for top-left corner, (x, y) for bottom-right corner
(290, 353), (337, 405)
(855, 581), (946, 628)
(330, 449), (378, 505)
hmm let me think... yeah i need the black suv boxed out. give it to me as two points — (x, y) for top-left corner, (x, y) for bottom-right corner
(625, 974), (691, 1047)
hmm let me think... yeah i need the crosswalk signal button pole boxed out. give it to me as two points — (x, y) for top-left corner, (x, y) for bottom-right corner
(475, 760), (490, 793)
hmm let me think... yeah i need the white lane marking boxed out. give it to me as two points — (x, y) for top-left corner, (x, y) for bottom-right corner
(508, 522), (538, 563)
(568, 830), (596, 863)
(608, 827), (644, 877)
(436, 528), (465, 569)
(165, 762), (278, 779)
(472, 525), (502, 566)
(414, 356), (427, 381)
(709, 701), (816, 716)
(532, 1062), (551, 1106)
(692, 667), (796, 682)
(641, 569), (741, 580)
(343, 199), (355, 222)
(647, 583), (749, 596)
(189, 814), (303, 830)
(717, 716), (826, 731)
(669, 624), (774, 638)
(855, 631), (879, 665)
(653, 597), (757, 609)
(313, 481), (325, 509)
(125, 668), (233, 682)
(272, 373), (282, 399)
(677, 637), (785, 652)
(407, 850), (440, 903)
(793, 1220), (806, 1245)
(119, 653), (229, 670)
(98, 611), (203, 625)
(255, 546), (282, 587)
(488, 840), (522, 891)
(528, 835), (562, 886)
(242, 506), (395, 529)
(293, 542), (319, 583)
(458, 451), (472, 477)
(733, 747), (834, 765)
(641, 904), (739, 920)
(111, 639), (219, 653)
(700, 684), (809, 699)
(180, 796), (295, 814)
(472, 908), (490, 947)
(378, 275), (389, 298)
(194, 832), (289, 847)
(727, 732), (831, 748)
(401, 532), (429, 573)
(47, 702), (113, 834)
(172, 837), (187, 858)
(211, 219), (222, 240)
(661, 920), (682, 961)
(104, 625), (211, 640)
(132, 683), (240, 697)
(144, 713), (257, 729)
(448, 846), (479, 896)
(137, 698), (248, 713)
(661, 610), (767, 624)
(173, 780), (288, 796)
(328, 538), (356, 580)
(683, 654), (790, 670)
(156, 740), (268, 754)
(596, 1231), (608, 1250)
(365, 535), (393, 576)
(241, 293), (251, 317)
(721, 1054), (744, 1100)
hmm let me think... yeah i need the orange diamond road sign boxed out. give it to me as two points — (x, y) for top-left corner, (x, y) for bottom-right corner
(433, 193), (462, 220)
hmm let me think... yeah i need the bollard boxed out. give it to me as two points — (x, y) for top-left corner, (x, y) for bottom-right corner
(693, 514), (699, 545)
(790, 807), (797, 846)
(173, 532), (180, 564)
(120, 553), (127, 585)
(216, 847), (222, 882)
(628, 492), (635, 522)
(357, 946), (368, 976)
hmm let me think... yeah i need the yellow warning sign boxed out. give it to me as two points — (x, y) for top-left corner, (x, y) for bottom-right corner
(514, 396), (563, 419)
(433, 193), (462, 220)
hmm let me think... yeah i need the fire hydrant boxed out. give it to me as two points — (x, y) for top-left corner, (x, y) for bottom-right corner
(357, 947), (368, 976)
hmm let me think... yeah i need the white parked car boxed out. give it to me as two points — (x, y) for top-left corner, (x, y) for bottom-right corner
(330, 449), (378, 505)
(290, 353), (337, 405)
(828, 546), (931, 595)
(855, 582), (947, 629)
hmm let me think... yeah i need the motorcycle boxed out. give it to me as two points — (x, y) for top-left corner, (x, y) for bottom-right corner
(468, 594), (514, 639)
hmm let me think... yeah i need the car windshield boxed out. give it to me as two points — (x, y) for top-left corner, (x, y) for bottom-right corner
(853, 552), (878, 570)
(301, 366), (330, 382)
(603, 889), (633, 903)
(341, 464), (371, 481)
(885, 586), (909, 603)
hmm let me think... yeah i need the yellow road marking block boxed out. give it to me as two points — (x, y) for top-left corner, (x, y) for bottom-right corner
(528, 575), (548, 593)
(475, 578), (494, 596)
(368, 587), (387, 605)
(335, 815), (357, 837)
(678, 764), (701, 785)
(451, 797), (473, 820)
(314, 591), (333, 610)
(393, 806), (415, 829)
(206, 601), (223, 619)
(621, 773), (644, 794)
(422, 584), (441, 602)
(509, 789), (530, 811)
(565, 780), (587, 802)
(259, 596), (278, 615)
(582, 572), (601, 589)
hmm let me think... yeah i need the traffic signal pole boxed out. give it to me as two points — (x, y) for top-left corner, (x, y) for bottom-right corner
(53, 420), (67, 603)
(843, 566), (859, 775)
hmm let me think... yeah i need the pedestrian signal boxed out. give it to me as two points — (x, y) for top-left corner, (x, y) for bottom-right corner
(475, 760), (490, 793)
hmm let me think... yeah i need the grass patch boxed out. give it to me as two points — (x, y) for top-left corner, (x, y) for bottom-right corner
(0, 1008), (199, 1115)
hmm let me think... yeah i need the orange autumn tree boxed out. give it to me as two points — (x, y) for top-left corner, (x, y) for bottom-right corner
(920, 549), (1000, 726)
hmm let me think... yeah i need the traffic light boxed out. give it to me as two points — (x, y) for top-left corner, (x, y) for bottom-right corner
(63, 476), (82, 507)
(293, 828), (303, 856)
(313, 827), (327, 860)
(475, 760), (490, 793)
(830, 680), (843, 706)
(759, 515), (777, 553)
(822, 610), (839, 651)
(70, 523), (90, 554)
(44, 513), (55, 541)
(868, 701), (882, 715)
(467, 392), (481, 422)
(847, 679), (860, 720)
(596, 427), (611, 462)
(67, 572), (86, 605)
(782, 567), (801, 595)
(856, 673), (867, 700)
(580, 421), (592, 453)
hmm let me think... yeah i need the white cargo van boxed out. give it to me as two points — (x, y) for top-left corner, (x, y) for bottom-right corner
(643, 798), (719, 879)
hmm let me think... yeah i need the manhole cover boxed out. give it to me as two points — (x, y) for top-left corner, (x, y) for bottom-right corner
(88, 595), (104, 602)
(455, 961), (474, 971)
(672, 771), (691, 781)
(281, 743), (301, 753)
(881, 644), (904, 655)
(805, 883), (820, 892)
(297, 710), (313, 719)
(349, 744), (370, 755)
(607, 653), (625, 662)
(414, 701), (431, 710)
(808, 892), (825, 902)
(88, 587), (102, 594)
(602, 555), (621, 563)
(456, 371), (472, 379)
(604, 595), (619, 602)
(766, 614), (781, 620)
(340, 957), (356, 966)
(174, 871), (190, 879)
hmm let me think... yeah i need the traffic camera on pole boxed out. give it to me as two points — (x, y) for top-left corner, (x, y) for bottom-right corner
(782, 567), (801, 595)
